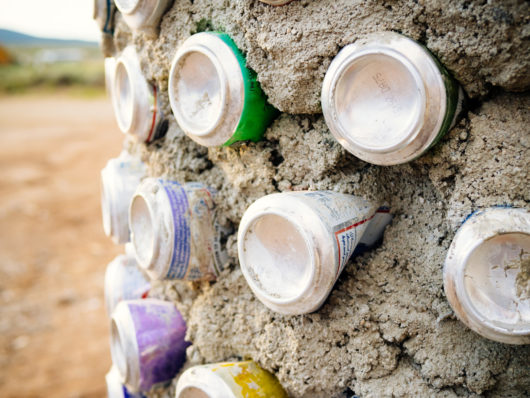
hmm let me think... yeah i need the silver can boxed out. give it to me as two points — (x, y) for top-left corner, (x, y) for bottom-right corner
(104, 244), (150, 317)
(168, 32), (277, 147)
(106, 366), (145, 398)
(443, 207), (530, 344)
(114, 0), (173, 35)
(322, 31), (464, 166)
(238, 191), (391, 315)
(128, 178), (229, 281)
(112, 46), (168, 142)
(101, 150), (146, 244)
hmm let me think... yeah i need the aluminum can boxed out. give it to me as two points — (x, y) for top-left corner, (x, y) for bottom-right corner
(106, 366), (146, 398)
(94, 0), (116, 35)
(175, 361), (288, 398)
(129, 178), (229, 281)
(259, 0), (294, 5)
(101, 150), (146, 244)
(444, 207), (530, 344)
(112, 46), (168, 143)
(238, 191), (392, 315)
(110, 299), (189, 392)
(114, 0), (173, 35)
(104, 244), (150, 317)
(168, 32), (278, 147)
(321, 31), (464, 166)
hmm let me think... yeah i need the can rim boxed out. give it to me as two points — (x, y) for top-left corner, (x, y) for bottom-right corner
(113, 55), (137, 134)
(169, 44), (228, 138)
(238, 208), (317, 306)
(444, 207), (530, 344)
(328, 47), (427, 154)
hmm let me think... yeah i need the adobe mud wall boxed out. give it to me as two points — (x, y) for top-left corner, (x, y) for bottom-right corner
(106, 1), (529, 396)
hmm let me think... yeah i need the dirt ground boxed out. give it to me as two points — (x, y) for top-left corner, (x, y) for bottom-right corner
(0, 93), (123, 397)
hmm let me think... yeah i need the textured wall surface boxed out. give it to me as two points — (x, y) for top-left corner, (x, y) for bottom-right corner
(106, 1), (529, 396)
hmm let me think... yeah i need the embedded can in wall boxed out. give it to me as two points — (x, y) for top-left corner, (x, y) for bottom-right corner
(101, 150), (146, 244)
(238, 191), (392, 315)
(258, 0), (295, 5)
(444, 207), (530, 344)
(129, 178), (229, 281)
(112, 46), (168, 143)
(175, 361), (288, 398)
(322, 31), (465, 165)
(104, 244), (150, 317)
(114, 0), (174, 35)
(110, 299), (189, 392)
(168, 32), (278, 147)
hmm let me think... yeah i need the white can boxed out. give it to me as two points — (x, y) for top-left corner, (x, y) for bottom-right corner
(129, 178), (228, 281)
(114, 0), (173, 34)
(112, 46), (168, 142)
(321, 31), (464, 165)
(175, 361), (288, 398)
(444, 207), (530, 344)
(104, 244), (150, 317)
(237, 191), (386, 315)
(168, 32), (277, 147)
(106, 366), (145, 398)
(93, 0), (116, 34)
(101, 150), (147, 244)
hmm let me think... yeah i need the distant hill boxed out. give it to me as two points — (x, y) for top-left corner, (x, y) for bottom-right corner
(0, 29), (98, 47)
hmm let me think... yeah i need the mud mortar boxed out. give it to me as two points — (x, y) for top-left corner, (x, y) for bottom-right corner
(108, 1), (529, 397)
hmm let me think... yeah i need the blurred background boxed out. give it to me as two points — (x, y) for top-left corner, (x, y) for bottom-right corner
(0, 1), (122, 396)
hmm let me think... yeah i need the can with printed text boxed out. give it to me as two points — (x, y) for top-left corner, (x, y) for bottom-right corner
(110, 299), (189, 392)
(114, 0), (173, 35)
(112, 46), (168, 142)
(238, 191), (392, 315)
(444, 207), (530, 344)
(101, 150), (146, 244)
(104, 244), (150, 317)
(168, 32), (278, 147)
(322, 31), (464, 165)
(129, 178), (229, 281)
(175, 361), (288, 398)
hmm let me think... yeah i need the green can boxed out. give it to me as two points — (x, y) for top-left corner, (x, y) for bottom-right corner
(168, 32), (278, 147)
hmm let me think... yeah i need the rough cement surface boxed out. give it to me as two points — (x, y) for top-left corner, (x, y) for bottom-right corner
(108, 1), (529, 397)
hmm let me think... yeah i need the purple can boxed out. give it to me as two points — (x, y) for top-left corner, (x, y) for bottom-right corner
(110, 299), (189, 392)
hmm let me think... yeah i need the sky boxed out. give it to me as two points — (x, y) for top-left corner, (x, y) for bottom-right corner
(0, 0), (100, 42)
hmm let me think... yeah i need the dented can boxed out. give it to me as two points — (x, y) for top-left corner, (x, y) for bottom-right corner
(104, 244), (150, 317)
(238, 191), (392, 315)
(322, 31), (464, 165)
(114, 0), (173, 34)
(129, 178), (228, 281)
(106, 366), (145, 398)
(112, 46), (168, 142)
(110, 299), (189, 392)
(93, 0), (116, 34)
(444, 207), (530, 344)
(168, 32), (278, 147)
(175, 361), (288, 398)
(101, 150), (146, 244)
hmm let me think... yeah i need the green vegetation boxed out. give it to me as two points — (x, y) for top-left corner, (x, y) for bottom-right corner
(0, 45), (106, 96)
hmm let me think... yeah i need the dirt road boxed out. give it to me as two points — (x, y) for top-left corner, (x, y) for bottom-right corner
(0, 94), (124, 397)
